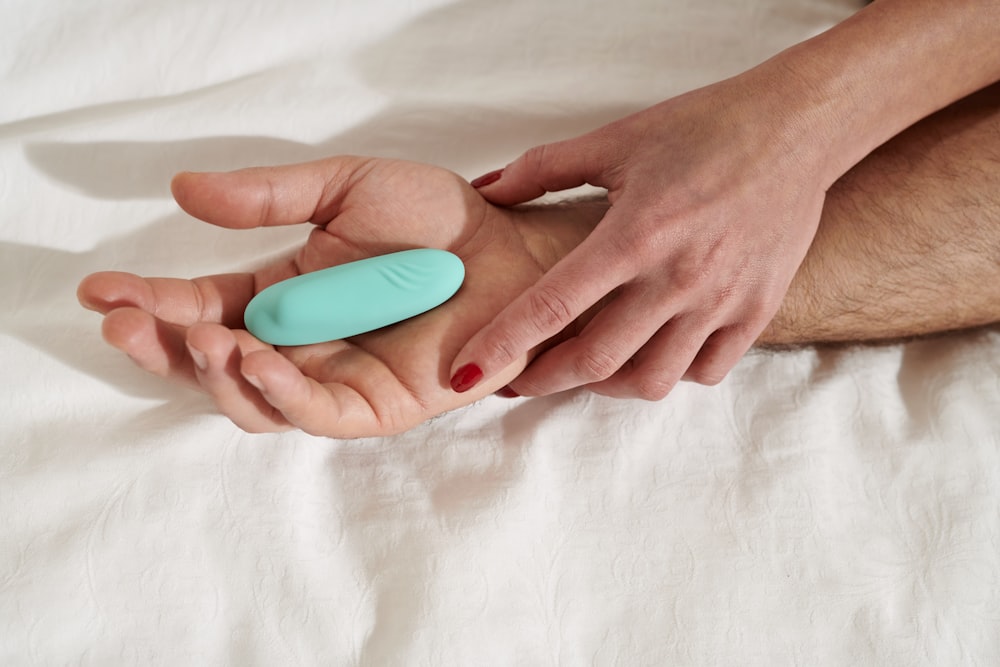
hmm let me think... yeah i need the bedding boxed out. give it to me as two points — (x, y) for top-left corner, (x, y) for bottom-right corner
(2, 0), (999, 664)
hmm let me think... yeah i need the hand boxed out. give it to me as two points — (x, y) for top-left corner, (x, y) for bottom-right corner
(451, 70), (833, 400)
(78, 158), (602, 437)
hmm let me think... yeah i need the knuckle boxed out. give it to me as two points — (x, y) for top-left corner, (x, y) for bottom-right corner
(685, 365), (729, 387)
(633, 373), (677, 401)
(480, 332), (520, 368)
(520, 143), (553, 176)
(256, 177), (277, 229)
(572, 341), (625, 382)
(508, 374), (545, 397)
(671, 254), (716, 295)
(527, 285), (577, 334)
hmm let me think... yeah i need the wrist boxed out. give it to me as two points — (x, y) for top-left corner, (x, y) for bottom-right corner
(751, 0), (1000, 185)
(726, 57), (851, 191)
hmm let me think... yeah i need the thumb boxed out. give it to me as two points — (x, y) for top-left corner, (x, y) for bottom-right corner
(471, 133), (611, 206)
(169, 157), (374, 230)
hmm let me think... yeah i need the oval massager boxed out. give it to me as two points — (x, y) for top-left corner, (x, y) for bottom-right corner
(244, 248), (465, 346)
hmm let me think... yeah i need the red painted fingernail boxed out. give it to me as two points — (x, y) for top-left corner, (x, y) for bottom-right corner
(495, 385), (520, 399)
(470, 169), (503, 188)
(450, 363), (484, 393)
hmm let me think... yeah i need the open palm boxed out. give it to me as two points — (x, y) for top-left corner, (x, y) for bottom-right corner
(78, 157), (601, 437)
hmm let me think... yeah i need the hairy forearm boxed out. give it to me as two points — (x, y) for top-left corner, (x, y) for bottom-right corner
(750, 0), (1000, 187)
(760, 83), (1000, 346)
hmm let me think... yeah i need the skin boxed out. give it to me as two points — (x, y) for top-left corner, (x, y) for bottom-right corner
(454, 0), (1000, 400)
(760, 82), (1000, 348)
(77, 81), (1000, 438)
(78, 159), (604, 437)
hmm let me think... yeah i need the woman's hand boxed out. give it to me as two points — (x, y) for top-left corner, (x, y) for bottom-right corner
(452, 71), (830, 400)
(450, 0), (1000, 401)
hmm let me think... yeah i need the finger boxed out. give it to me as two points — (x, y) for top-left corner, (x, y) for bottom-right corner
(506, 288), (673, 397)
(101, 307), (198, 387)
(682, 324), (760, 386)
(79, 271), (256, 328)
(185, 323), (292, 433)
(471, 132), (613, 206)
(587, 317), (710, 401)
(170, 156), (377, 230)
(239, 348), (392, 439)
(448, 231), (631, 394)
(79, 271), (156, 315)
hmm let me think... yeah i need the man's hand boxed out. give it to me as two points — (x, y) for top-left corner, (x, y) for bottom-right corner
(78, 158), (601, 437)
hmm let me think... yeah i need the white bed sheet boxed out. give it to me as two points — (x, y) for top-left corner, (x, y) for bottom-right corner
(3, 0), (999, 664)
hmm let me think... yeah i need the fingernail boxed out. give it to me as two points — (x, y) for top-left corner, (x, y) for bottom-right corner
(187, 344), (208, 372)
(243, 373), (266, 393)
(495, 385), (520, 399)
(450, 363), (484, 393)
(470, 169), (503, 189)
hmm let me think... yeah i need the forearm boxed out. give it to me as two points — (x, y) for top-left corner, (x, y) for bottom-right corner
(750, 0), (1000, 187)
(760, 83), (1000, 346)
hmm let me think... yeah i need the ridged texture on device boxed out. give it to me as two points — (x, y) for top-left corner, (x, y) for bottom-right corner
(244, 249), (465, 346)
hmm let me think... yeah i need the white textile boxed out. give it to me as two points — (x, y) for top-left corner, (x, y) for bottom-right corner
(2, 0), (999, 664)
